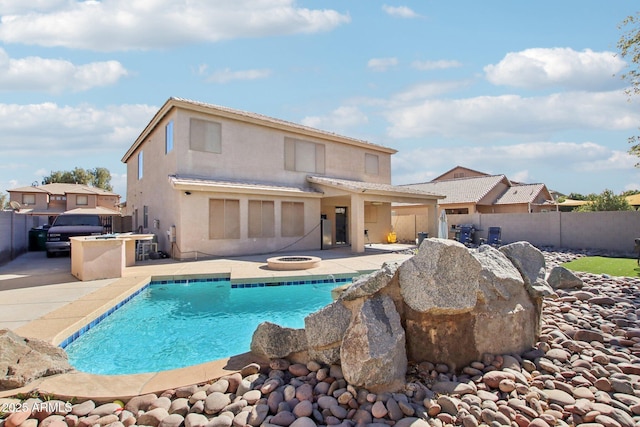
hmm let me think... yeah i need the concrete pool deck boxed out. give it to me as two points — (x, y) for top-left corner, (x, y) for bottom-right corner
(0, 244), (415, 400)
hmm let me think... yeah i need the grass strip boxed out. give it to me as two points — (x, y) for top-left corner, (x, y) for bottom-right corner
(562, 256), (640, 277)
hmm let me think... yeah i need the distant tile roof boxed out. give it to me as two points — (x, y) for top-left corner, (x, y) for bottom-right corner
(400, 175), (508, 204)
(307, 176), (443, 199)
(8, 183), (118, 196)
(494, 183), (548, 205)
(626, 194), (640, 206)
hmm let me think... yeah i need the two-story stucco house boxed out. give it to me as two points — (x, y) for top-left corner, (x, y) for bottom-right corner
(121, 97), (441, 258)
(7, 183), (121, 227)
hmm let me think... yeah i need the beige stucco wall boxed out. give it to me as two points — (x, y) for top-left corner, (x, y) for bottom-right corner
(173, 192), (321, 258)
(173, 109), (393, 186)
(391, 205), (440, 243)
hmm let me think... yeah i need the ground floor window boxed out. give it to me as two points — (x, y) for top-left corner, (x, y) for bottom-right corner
(281, 202), (304, 237)
(248, 200), (275, 238)
(209, 199), (240, 239)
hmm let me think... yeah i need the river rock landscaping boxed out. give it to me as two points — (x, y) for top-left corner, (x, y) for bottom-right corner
(1, 247), (640, 427)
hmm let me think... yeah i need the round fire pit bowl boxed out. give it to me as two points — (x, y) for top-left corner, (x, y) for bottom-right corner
(266, 256), (321, 270)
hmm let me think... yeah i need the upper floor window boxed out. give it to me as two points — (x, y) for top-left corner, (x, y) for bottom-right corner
(138, 151), (143, 180)
(165, 120), (174, 154)
(284, 138), (325, 174)
(76, 195), (88, 206)
(453, 172), (465, 179)
(190, 118), (221, 153)
(365, 153), (379, 175)
(22, 194), (35, 205)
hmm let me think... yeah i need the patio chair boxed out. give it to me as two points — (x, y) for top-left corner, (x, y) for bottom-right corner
(485, 227), (502, 247)
(457, 224), (475, 247)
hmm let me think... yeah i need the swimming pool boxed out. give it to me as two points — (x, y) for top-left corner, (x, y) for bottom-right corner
(63, 277), (350, 375)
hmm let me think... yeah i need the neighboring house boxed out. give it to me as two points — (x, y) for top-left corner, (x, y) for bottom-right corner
(121, 97), (441, 258)
(7, 183), (121, 229)
(399, 166), (555, 214)
(626, 194), (640, 210)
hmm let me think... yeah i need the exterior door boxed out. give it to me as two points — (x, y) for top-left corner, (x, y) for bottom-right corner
(335, 207), (348, 245)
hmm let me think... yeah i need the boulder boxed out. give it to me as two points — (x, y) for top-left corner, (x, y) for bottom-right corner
(304, 301), (351, 364)
(340, 295), (406, 392)
(471, 245), (538, 357)
(0, 329), (73, 391)
(547, 266), (583, 290)
(399, 238), (481, 314)
(250, 322), (307, 360)
(340, 262), (401, 301)
(499, 242), (555, 299)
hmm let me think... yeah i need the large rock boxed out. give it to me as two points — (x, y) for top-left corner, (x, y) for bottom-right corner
(0, 329), (73, 391)
(471, 245), (538, 356)
(340, 295), (406, 392)
(340, 262), (400, 301)
(399, 238), (481, 314)
(547, 266), (583, 289)
(250, 322), (307, 360)
(499, 242), (555, 299)
(304, 301), (351, 365)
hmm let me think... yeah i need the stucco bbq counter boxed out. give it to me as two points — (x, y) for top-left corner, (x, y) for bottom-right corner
(70, 234), (155, 281)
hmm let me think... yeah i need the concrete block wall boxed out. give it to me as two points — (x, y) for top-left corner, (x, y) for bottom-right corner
(0, 211), (29, 266)
(394, 210), (640, 254)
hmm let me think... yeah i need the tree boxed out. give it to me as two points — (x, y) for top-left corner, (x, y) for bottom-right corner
(42, 167), (113, 191)
(0, 192), (7, 210)
(567, 192), (587, 200)
(618, 13), (640, 161)
(575, 189), (632, 212)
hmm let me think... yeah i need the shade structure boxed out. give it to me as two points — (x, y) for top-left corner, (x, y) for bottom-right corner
(438, 210), (448, 239)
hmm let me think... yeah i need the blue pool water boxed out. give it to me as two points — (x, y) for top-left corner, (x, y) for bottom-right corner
(64, 279), (346, 375)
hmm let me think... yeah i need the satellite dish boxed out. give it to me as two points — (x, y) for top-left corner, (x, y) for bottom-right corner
(9, 201), (21, 211)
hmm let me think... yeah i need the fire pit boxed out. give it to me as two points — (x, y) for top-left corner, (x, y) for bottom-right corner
(266, 256), (321, 270)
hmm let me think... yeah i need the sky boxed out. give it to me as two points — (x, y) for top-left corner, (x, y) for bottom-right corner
(1, 0), (639, 200)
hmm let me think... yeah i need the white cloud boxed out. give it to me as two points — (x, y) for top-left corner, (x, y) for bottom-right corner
(390, 81), (470, 104)
(412, 60), (462, 71)
(384, 90), (638, 140)
(0, 49), (127, 93)
(382, 5), (420, 19)
(205, 68), (272, 84)
(367, 57), (398, 72)
(510, 170), (530, 183)
(0, 102), (157, 155)
(576, 149), (638, 172)
(484, 48), (626, 91)
(301, 106), (369, 133)
(0, 0), (350, 51)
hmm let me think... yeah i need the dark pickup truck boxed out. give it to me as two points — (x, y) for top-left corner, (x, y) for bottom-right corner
(45, 214), (105, 257)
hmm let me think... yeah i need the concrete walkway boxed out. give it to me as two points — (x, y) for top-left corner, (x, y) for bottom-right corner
(0, 244), (415, 400)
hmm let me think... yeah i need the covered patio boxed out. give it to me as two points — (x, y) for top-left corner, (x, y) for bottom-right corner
(307, 176), (444, 253)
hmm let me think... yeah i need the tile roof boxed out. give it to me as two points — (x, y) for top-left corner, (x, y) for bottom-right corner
(494, 183), (548, 205)
(400, 175), (508, 204)
(307, 176), (444, 199)
(8, 183), (118, 196)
